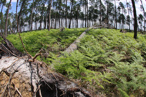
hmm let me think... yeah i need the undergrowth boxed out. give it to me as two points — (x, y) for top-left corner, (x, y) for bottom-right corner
(6, 28), (146, 97)
(7, 28), (86, 56)
(53, 29), (146, 97)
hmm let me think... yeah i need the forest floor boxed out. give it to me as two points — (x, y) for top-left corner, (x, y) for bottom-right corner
(3, 28), (146, 97)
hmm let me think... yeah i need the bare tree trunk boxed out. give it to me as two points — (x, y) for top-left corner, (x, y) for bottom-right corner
(76, 15), (78, 28)
(115, 0), (117, 29)
(66, 0), (67, 28)
(48, 0), (52, 31)
(16, 0), (19, 33)
(129, 23), (130, 31)
(44, 16), (47, 29)
(106, 1), (109, 28)
(68, 17), (72, 28)
(131, 0), (137, 39)
(4, 0), (12, 37)
(35, 20), (37, 30)
(1, 5), (4, 33)
(87, 0), (88, 27)
(54, 13), (56, 29)
(68, 0), (73, 29)
(85, 6), (86, 28)
(30, 0), (35, 31)
(100, 0), (101, 29)
(144, 20), (146, 32)
(40, 4), (45, 30)
(140, 0), (145, 32)
(18, 0), (26, 32)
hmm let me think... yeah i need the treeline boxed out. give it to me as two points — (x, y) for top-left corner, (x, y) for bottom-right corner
(0, 0), (146, 36)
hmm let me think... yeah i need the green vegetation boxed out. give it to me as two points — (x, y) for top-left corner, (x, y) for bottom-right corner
(7, 28), (86, 56)
(7, 28), (146, 96)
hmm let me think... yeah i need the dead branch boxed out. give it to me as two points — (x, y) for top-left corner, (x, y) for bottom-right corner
(18, 29), (32, 58)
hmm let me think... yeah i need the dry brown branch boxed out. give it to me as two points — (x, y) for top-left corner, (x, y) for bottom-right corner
(29, 48), (43, 62)
(18, 31), (32, 58)
(1, 44), (17, 57)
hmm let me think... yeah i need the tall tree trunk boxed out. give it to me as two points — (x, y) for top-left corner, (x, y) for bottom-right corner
(16, 0), (19, 32)
(59, 0), (61, 28)
(44, 16), (47, 29)
(140, 0), (145, 32)
(35, 21), (37, 30)
(40, 4), (45, 30)
(30, 0), (34, 31)
(115, 0), (117, 29)
(100, 0), (101, 29)
(126, 0), (130, 31)
(1, 5), (4, 33)
(76, 11), (78, 28)
(66, 0), (67, 28)
(106, 1), (109, 28)
(131, 0), (137, 39)
(68, 16), (72, 28)
(87, 0), (88, 27)
(129, 23), (130, 31)
(144, 20), (145, 32)
(4, 0), (12, 37)
(85, 5), (86, 27)
(18, 0), (26, 32)
(54, 13), (56, 29)
(68, 0), (73, 28)
(48, 0), (52, 31)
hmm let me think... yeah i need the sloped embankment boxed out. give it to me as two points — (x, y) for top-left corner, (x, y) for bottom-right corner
(53, 29), (146, 96)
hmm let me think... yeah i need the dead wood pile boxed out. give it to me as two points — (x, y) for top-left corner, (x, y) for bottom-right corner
(0, 36), (91, 97)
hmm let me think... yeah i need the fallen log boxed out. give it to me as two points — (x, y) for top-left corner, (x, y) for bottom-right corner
(0, 56), (91, 97)
(64, 27), (93, 53)
(0, 37), (91, 97)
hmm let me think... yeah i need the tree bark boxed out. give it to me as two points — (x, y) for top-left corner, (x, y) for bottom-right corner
(66, 0), (67, 28)
(16, 0), (19, 32)
(131, 0), (137, 39)
(140, 0), (145, 32)
(115, 0), (117, 29)
(4, 0), (12, 37)
(76, 13), (78, 28)
(54, 13), (56, 29)
(87, 0), (88, 27)
(0, 5), (4, 33)
(106, 1), (109, 28)
(40, 4), (45, 30)
(30, 0), (35, 31)
(100, 0), (102, 29)
(18, 0), (26, 32)
(48, 0), (52, 31)
(68, 0), (73, 28)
